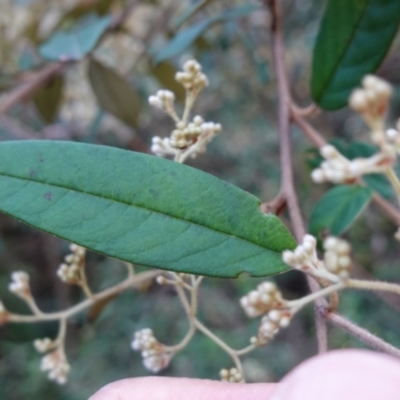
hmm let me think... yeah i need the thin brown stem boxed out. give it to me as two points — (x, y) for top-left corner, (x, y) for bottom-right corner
(266, 0), (328, 354)
(0, 62), (68, 117)
(290, 102), (319, 118)
(8, 270), (159, 323)
(326, 312), (400, 359)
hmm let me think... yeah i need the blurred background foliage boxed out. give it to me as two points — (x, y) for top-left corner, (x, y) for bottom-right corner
(1, 0), (400, 399)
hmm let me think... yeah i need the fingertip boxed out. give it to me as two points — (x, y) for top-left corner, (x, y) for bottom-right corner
(271, 349), (400, 400)
(89, 376), (276, 400)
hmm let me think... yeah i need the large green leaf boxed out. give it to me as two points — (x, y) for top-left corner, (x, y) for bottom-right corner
(311, 0), (400, 110)
(39, 14), (111, 61)
(154, 4), (259, 63)
(310, 185), (372, 237)
(88, 58), (141, 128)
(0, 141), (296, 278)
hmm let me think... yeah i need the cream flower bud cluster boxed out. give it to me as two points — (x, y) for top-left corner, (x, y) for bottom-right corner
(251, 309), (292, 346)
(240, 281), (286, 318)
(175, 59), (209, 93)
(282, 235), (322, 275)
(151, 117), (221, 159)
(131, 328), (171, 373)
(34, 337), (56, 353)
(349, 75), (392, 119)
(220, 367), (243, 383)
(183, 121), (221, 159)
(9, 271), (31, 299)
(41, 349), (70, 385)
(311, 145), (393, 184)
(170, 115), (206, 149)
(283, 236), (335, 281)
(349, 75), (392, 145)
(148, 89), (176, 119)
(151, 136), (180, 158)
(57, 243), (86, 284)
(323, 237), (351, 280)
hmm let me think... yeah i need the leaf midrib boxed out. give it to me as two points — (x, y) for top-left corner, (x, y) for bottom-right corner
(0, 170), (278, 256)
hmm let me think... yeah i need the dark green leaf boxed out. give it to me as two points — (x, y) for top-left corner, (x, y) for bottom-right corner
(33, 75), (64, 123)
(88, 58), (141, 128)
(154, 4), (259, 63)
(0, 141), (296, 278)
(39, 14), (111, 61)
(310, 185), (372, 237)
(311, 0), (400, 110)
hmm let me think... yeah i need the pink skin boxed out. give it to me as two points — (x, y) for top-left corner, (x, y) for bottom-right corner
(89, 350), (400, 400)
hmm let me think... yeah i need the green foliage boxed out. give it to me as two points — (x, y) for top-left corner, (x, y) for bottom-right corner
(39, 14), (111, 61)
(88, 58), (141, 128)
(309, 185), (372, 237)
(154, 4), (259, 63)
(33, 75), (64, 123)
(311, 0), (400, 110)
(0, 141), (296, 278)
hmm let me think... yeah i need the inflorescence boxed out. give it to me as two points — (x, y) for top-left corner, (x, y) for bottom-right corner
(149, 60), (221, 163)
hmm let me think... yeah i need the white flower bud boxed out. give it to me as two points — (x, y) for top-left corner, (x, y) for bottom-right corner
(283, 254), (296, 267)
(323, 236), (339, 251)
(337, 255), (351, 268)
(349, 89), (368, 112)
(320, 145), (338, 159)
(311, 168), (325, 183)
(193, 115), (203, 125)
(267, 310), (281, 322)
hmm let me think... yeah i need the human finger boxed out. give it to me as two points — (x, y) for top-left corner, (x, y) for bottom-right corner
(89, 376), (276, 400)
(271, 349), (400, 400)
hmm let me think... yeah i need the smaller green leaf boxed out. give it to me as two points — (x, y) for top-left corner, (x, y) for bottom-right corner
(33, 75), (64, 123)
(39, 14), (111, 61)
(310, 185), (372, 237)
(88, 58), (141, 127)
(154, 5), (259, 63)
(311, 0), (400, 110)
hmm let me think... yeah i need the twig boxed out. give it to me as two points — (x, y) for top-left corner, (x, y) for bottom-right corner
(194, 318), (244, 374)
(109, 0), (140, 30)
(8, 270), (159, 323)
(326, 311), (400, 359)
(266, 0), (328, 354)
(290, 102), (319, 118)
(260, 193), (287, 215)
(0, 62), (67, 117)
(347, 279), (400, 296)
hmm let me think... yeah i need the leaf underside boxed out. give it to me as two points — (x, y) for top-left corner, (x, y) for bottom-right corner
(312, 0), (400, 110)
(87, 59), (141, 127)
(0, 141), (296, 278)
